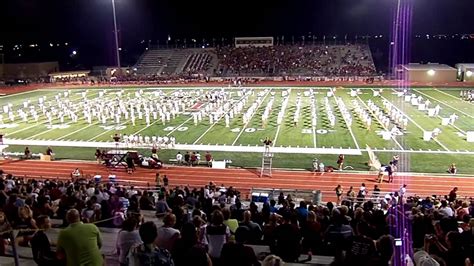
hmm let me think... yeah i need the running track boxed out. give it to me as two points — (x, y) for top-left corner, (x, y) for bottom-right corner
(0, 160), (472, 203)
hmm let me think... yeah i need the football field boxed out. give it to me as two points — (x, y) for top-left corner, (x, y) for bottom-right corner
(1, 86), (474, 173)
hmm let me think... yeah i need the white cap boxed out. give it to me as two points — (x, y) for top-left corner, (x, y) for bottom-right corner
(413, 251), (440, 266)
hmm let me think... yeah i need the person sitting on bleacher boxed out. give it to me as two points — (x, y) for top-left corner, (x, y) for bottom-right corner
(155, 194), (171, 217)
(238, 210), (263, 245)
(220, 226), (260, 266)
(31, 215), (59, 266)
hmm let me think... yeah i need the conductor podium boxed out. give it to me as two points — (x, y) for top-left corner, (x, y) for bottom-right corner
(104, 150), (139, 170)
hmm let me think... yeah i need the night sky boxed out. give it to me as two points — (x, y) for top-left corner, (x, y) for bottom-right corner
(1, 0), (474, 67)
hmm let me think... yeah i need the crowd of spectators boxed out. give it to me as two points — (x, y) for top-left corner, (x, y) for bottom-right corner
(216, 44), (377, 77)
(0, 167), (472, 266)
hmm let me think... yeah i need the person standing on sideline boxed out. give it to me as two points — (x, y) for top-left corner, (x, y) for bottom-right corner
(335, 185), (343, 205)
(24, 146), (31, 159)
(337, 154), (345, 171)
(205, 151), (213, 167)
(176, 152), (183, 165)
(95, 148), (101, 164)
(56, 209), (103, 266)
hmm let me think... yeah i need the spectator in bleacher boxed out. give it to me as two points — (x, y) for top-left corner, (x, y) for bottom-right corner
(324, 208), (353, 256)
(344, 221), (376, 265)
(0, 211), (11, 255)
(220, 226), (260, 266)
(425, 230), (468, 266)
(263, 213), (280, 246)
(116, 217), (142, 266)
(272, 213), (301, 263)
(156, 213), (181, 251)
(439, 200), (454, 218)
(370, 235), (395, 266)
(201, 210), (230, 262)
(238, 210), (263, 244)
(262, 255), (284, 266)
(172, 222), (210, 266)
(57, 209), (103, 266)
(156, 194), (171, 217)
(139, 191), (155, 210)
(31, 215), (59, 266)
(301, 210), (322, 255)
(14, 206), (37, 246)
(128, 221), (174, 266)
(222, 207), (238, 235)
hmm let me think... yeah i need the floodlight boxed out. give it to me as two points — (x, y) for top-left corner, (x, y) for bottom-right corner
(466, 70), (473, 77)
(72, 50), (77, 55)
(427, 69), (436, 76)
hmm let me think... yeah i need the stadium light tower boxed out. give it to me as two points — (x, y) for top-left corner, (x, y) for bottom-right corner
(111, 0), (121, 68)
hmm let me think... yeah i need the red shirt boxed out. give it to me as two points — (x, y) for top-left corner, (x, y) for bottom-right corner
(205, 154), (212, 161)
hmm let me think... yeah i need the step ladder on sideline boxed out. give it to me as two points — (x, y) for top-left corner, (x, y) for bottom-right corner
(260, 149), (273, 177)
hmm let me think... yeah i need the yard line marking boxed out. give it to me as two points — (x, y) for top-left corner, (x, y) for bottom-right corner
(332, 91), (361, 150)
(381, 89), (450, 151)
(312, 126), (317, 149)
(272, 89), (290, 147)
(312, 95), (318, 148)
(355, 95), (404, 150)
(415, 90), (474, 119)
(192, 89), (254, 145)
(231, 89), (272, 146)
(272, 125), (282, 147)
(56, 122), (100, 140)
(434, 89), (474, 106)
(0, 89), (41, 98)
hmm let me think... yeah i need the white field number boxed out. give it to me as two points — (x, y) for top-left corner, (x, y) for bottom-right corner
(301, 129), (328, 134)
(163, 126), (188, 132)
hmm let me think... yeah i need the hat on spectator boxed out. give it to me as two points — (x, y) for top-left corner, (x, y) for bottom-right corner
(414, 251), (439, 266)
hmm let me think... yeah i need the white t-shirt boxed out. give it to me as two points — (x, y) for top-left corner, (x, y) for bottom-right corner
(202, 224), (230, 258)
(176, 154), (183, 161)
(155, 226), (180, 251)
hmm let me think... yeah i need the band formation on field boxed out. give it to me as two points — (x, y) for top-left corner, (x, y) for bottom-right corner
(1, 87), (473, 155)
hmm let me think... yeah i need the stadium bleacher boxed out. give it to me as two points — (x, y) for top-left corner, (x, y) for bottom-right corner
(133, 44), (376, 78)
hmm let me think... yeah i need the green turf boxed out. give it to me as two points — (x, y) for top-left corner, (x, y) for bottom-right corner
(2, 86), (474, 174)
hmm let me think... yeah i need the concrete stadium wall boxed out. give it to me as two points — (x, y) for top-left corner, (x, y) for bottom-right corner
(406, 69), (457, 83)
(3, 61), (59, 79)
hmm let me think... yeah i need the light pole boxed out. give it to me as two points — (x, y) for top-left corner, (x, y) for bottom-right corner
(111, 0), (121, 68)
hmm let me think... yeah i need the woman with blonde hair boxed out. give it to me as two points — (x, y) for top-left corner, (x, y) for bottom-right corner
(262, 255), (284, 266)
(14, 206), (37, 246)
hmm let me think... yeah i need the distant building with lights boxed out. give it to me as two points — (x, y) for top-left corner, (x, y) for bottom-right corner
(455, 63), (474, 82)
(401, 63), (457, 83)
